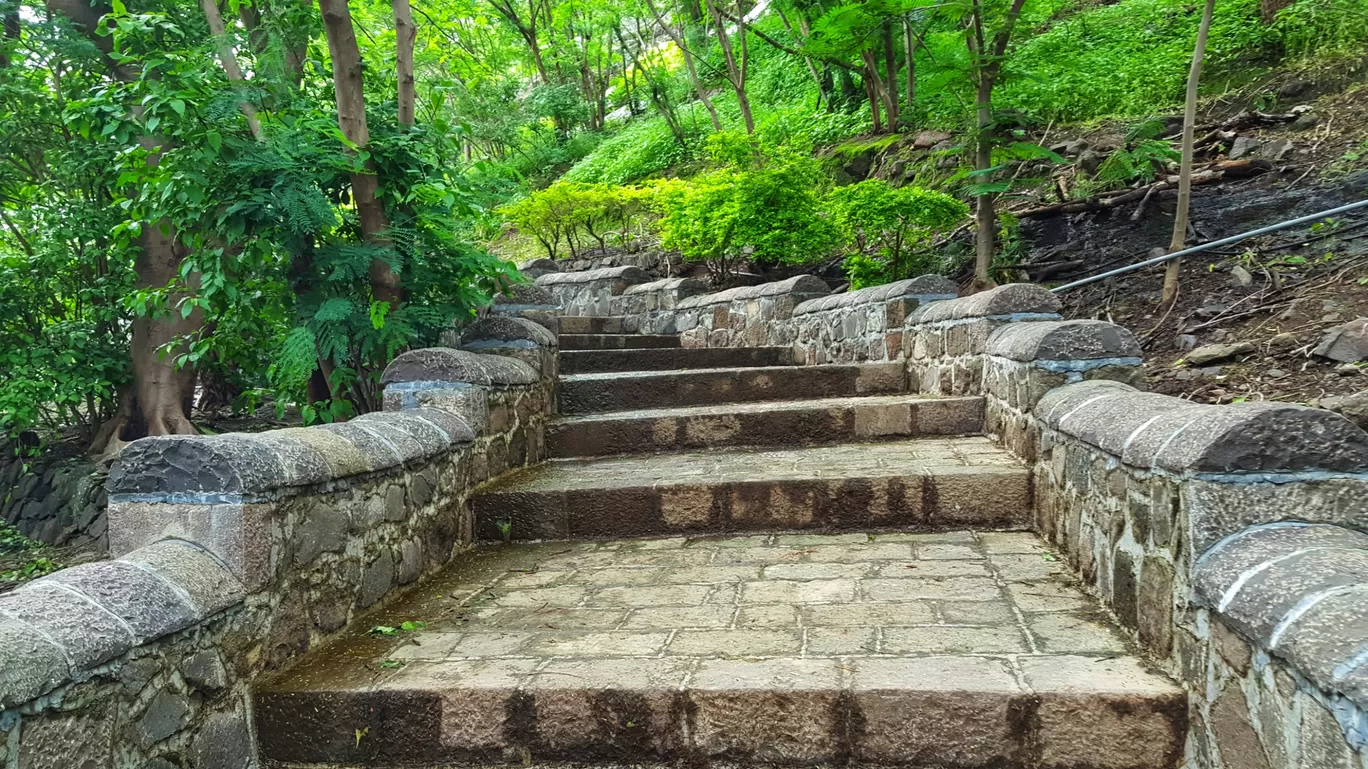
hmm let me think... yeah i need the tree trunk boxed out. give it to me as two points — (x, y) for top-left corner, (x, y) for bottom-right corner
(860, 50), (885, 134)
(48, 0), (202, 452)
(903, 16), (916, 119)
(645, 0), (721, 131)
(705, 0), (753, 134)
(971, 73), (996, 291)
(200, 0), (264, 140)
(319, 0), (401, 309)
(393, 0), (417, 127)
(882, 21), (899, 129)
(1162, 0), (1216, 308)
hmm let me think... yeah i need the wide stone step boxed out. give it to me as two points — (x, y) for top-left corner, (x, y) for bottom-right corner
(560, 333), (681, 351)
(560, 362), (905, 415)
(255, 531), (1185, 769)
(549, 394), (984, 458)
(472, 437), (1029, 540)
(558, 315), (633, 335)
(560, 345), (795, 375)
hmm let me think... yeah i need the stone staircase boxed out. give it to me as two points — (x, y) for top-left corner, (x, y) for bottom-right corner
(255, 318), (1186, 769)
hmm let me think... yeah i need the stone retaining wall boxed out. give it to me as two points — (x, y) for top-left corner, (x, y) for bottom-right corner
(675, 275), (830, 348)
(535, 265), (650, 316)
(0, 318), (558, 767)
(0, 449), (106, 547)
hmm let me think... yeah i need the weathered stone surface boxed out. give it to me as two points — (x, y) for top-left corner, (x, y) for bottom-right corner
(1313, 317), (1368, 362)
(0, 615), (70, 709)
(381, 347), (538, 387)
(17, 707), (113, 769)
(460, 314), (558, 348)
(1209, 683), (1270, 769)
(358, 549), (397, 609)
(109, 433), (289, 497)
(137, 690), (192, 747)
(558, 333), (680, 350)
(0, 581), (136, 670)
(549, 394), (983, 457)
(1038, 380), (1368, 473)
(560, 346), (793, 375)
(911, 283), (1061, 324)
(793, 276), (958, 315)
(43, 559), (197, 643)
(119, 540), (246, 618)
(986, 319), (1141, 362)
(536, 265), (649, 287)
(1321, 389), (1368, 429)
(181, 650), (229, 692)
(1186, 342), (1256, 365)
(676, 275), (829, 310)
(190, 710), (253, 769)
(493, 282), (558, 307)
(560, 362), (907, 415)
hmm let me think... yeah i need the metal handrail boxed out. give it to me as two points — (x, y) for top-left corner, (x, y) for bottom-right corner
(1049, 198), (1368, 293)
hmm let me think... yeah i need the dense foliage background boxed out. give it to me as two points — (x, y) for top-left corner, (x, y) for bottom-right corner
(1, 0), (1364, 447)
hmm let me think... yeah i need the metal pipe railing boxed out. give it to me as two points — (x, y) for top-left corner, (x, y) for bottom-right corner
(1049, 198), (1368, 293)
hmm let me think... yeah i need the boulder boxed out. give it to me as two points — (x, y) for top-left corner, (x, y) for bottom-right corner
(1186, 342), (1255, 366)
(1312, 318), (1368, 363)
(1320, 390), (1368, 430)
(1229, 136), (1260, 160)
(912, 130), (952, 149)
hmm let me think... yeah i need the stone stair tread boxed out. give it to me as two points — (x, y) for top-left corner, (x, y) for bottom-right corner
(560, 345), (794, 374)
(554, 393), (973, 424)
(255, 531), (1184, 769)
(486, 436), (1020, 491)
(559, 333), (680, 350)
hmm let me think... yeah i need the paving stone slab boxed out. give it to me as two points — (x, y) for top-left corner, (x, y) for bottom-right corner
(474, 438), (1029, 539)
(548, 394), (984, 457)
(560, 346), (794, 375)
(559, 334), (681, 350)
(255, 530), (1182, 769)
(558, 363), (907, 414)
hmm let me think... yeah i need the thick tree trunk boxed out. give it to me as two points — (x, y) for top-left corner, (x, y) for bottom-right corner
(319, 0), (401, 309)
(48, 0), (202, 452)
(393, 0), (416, 127)
(200, 0), (264, 140)
(1162, 0), (1216, 308)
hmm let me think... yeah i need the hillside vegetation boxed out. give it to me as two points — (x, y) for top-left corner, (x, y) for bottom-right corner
(1, 0), (1366, 458)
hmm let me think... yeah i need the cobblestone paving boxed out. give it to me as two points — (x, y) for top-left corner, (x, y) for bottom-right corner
(484, 436), (1021, 491)
(275, 530), (1139, 689)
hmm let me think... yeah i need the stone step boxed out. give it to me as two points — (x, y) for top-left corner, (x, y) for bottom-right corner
(255, 531), (1185, 769)
(558, 315), (632, 335)
(472, 437), (1029, 541)
(559, 362), (906, 415)
(560, 345), (795, 375)
(559, 333), (681, 351)
(549, 394), (984, 458)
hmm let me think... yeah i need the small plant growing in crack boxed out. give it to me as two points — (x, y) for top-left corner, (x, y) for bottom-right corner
(497, 520), (514, 544)
(369, 620), (428, 636)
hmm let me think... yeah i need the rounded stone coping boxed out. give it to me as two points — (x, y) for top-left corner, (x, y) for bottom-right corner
(517, 257), (559, 273)
(621, 277), (708, 296)
(676, 275), (829, 310)
(382, 347), (540, 388)
(793, 276), (959, 315)
(985, 320), (1142, 362)
(493, 283), (558, 308)
(108, 408), (474, 497)
(0, 539), (244, 710)
(1195, 522), (1368, 710)
(1038, 380), (1368, 474)
(459, 316), (558, 349)
(535, 266), (648, 287)
(910, 283), (1061, 325)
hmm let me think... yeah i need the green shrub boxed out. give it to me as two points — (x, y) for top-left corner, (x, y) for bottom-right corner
(657, 159), (838, 281)
(826, 180), (968, 289)
(499, 182), (651, 258)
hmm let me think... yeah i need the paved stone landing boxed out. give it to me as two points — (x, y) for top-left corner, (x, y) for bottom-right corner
(473, 437), (1029, 541)
(548, 394), (985, 457)
(256, 531), (1185, 768)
